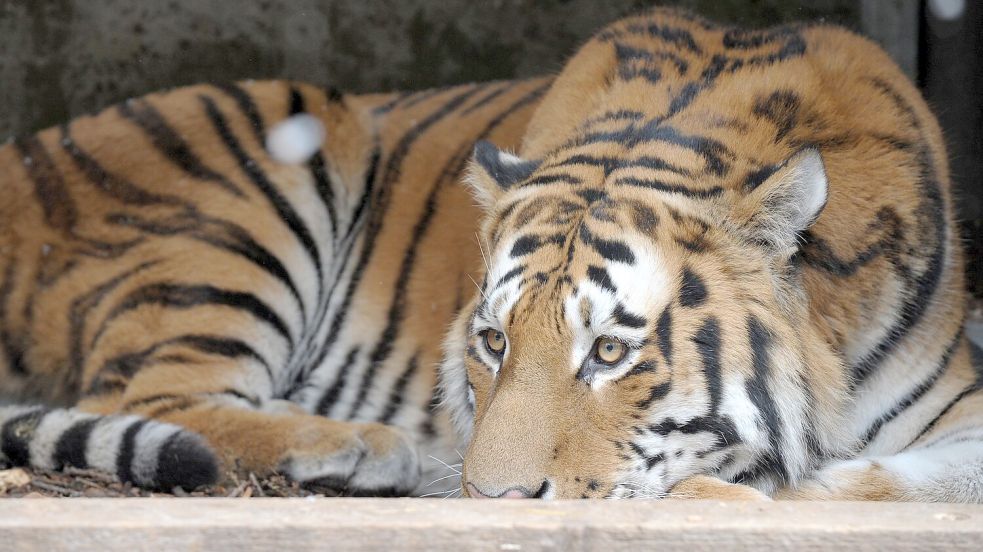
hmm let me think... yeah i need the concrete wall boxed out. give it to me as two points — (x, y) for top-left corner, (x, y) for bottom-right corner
(0, 0), (859, 139)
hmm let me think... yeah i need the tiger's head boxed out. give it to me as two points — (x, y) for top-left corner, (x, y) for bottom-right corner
(440, 10), (855, 499)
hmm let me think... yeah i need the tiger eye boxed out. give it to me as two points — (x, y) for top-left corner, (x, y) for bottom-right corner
(594, 337), (627, 364)
(484, 330), (506, 355)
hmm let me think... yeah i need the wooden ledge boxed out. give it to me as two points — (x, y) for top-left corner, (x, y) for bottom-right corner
(0, 498), (980, 550)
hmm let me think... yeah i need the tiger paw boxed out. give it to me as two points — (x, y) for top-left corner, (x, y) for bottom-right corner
(278, 420), (421, 496)
(668, 475), (772, 501)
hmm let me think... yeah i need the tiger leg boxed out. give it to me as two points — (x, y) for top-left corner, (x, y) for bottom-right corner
(78, 356), (421, 494)
(668, 475), (772, 501)
(775, 391), (983, 502)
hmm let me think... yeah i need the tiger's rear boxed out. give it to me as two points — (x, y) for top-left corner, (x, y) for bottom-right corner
(0, 78), (547, 492)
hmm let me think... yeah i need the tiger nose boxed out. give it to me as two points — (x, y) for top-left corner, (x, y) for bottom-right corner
(466, 480), (549, 499)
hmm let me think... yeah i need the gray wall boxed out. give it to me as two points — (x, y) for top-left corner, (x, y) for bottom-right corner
(0, 0), (858, 140)
(2, 1), (979, 289)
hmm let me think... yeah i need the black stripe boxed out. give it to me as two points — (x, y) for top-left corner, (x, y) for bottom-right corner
(309, 86), (486, 365)
(200, 94), (324, 288)
(461, 81), (516, 116)
(629, 155), (692, 176)
(656, 306), (673, 366)
(636, 381), (671, 409)
(582, 109), (646, 127)
(289, 85), (338, 287)
(117, 100), (244, 197)
(60, 124), (188, 207)
(751, 89), (801, 143)
(615, 43), (653, 62)
(92, 334), (274, 394)
(116, 419), (149, 484)
(419, 385), (442, 439)
(619, 66), (662, 83)
(556, 154), (622, 177)
(511, 235), (543, 257)
(316, 346), (360, 415)
(153, 429), (219, 490)
(645, 22), (703, 54)
(94, 283), (292, 349)
(612, 304), (646, 329)
(294, 144), (375, 389)
(903, 382), (981, 451)
(851, 140), (948, 386)
(370, 91), (413, 116)
(578, 225), (635, 264)
(401, 87), (455, 110)
(679, 267), (708, 307)
(14, 135), (78, 232)
(346, 83), (549, 419)
(53, 417), (98, 469)
(212, 81), (266, 147)
(495, 266), (525, 288)
(693, 317), (722, 413)
(628, 441), (665, 471)
(523, 173), (583, 187)
(0, 262), (27, 376)
(862, 332), (962, 447)
(745, 316), (788, 481)
(106, 212), (307, 324)
(378, 354), (420, 423)
(616, 176), (723, 198)
(648, 415), (741, 448)
(69, 262), (160, 389)
(1, 408), (47, 465)
(586, 265), (616, 293)
(743, 163), (780, 191)
(193, 217), (307, 321)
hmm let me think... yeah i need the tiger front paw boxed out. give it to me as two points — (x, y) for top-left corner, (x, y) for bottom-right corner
(668, 475), (772, 501)
(278, 420), (421, 496)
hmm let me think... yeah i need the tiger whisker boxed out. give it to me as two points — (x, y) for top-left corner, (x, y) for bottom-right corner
(428, 455), (463, 475)
(419, 488), (460, 498)
(475, 233), (490, 272)
(467, 274), (489, 302)
(425, 472), (464, 487)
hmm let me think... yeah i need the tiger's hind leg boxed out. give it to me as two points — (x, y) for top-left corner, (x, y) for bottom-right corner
(77, 356), (421, 494)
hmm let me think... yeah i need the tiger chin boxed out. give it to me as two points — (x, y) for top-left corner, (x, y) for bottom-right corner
(439, 9), (983, 501)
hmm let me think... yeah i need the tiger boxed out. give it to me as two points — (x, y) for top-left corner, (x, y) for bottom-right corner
(0, 74), (550, 494)
(439, 8), (983, 502)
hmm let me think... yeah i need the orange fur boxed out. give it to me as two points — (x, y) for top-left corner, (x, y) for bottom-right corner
(445, 8), (980, 501)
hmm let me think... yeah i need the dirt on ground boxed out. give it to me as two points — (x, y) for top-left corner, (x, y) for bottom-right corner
(0, 465), (349, 498)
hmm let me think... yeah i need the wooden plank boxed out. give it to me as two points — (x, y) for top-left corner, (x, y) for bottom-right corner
(0, 498), (980, 551)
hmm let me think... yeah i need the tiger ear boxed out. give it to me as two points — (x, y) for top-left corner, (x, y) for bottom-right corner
(732, 148), (828, 253)
(465, 140), (540, 210)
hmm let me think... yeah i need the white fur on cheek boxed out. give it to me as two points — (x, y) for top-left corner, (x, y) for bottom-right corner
(266, 114), (326, 164)
(439, 310), (477, 443)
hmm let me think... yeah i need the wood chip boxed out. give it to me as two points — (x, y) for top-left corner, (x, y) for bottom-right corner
(249, 473), (266, 497)
(30, 480), (82, 497)
(0, 469), (31, 492)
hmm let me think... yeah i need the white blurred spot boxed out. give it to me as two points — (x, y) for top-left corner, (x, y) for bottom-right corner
(929, 0), (965, 21)
(266, 114), (326, 165)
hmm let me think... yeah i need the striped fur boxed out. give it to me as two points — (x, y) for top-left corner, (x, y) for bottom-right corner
(0, 78), (548, 492)
(0, 405), (216, 489)
(442, 9), (983, 502)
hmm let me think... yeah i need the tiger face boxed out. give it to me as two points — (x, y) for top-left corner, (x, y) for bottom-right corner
(441, 138), (837, 499)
